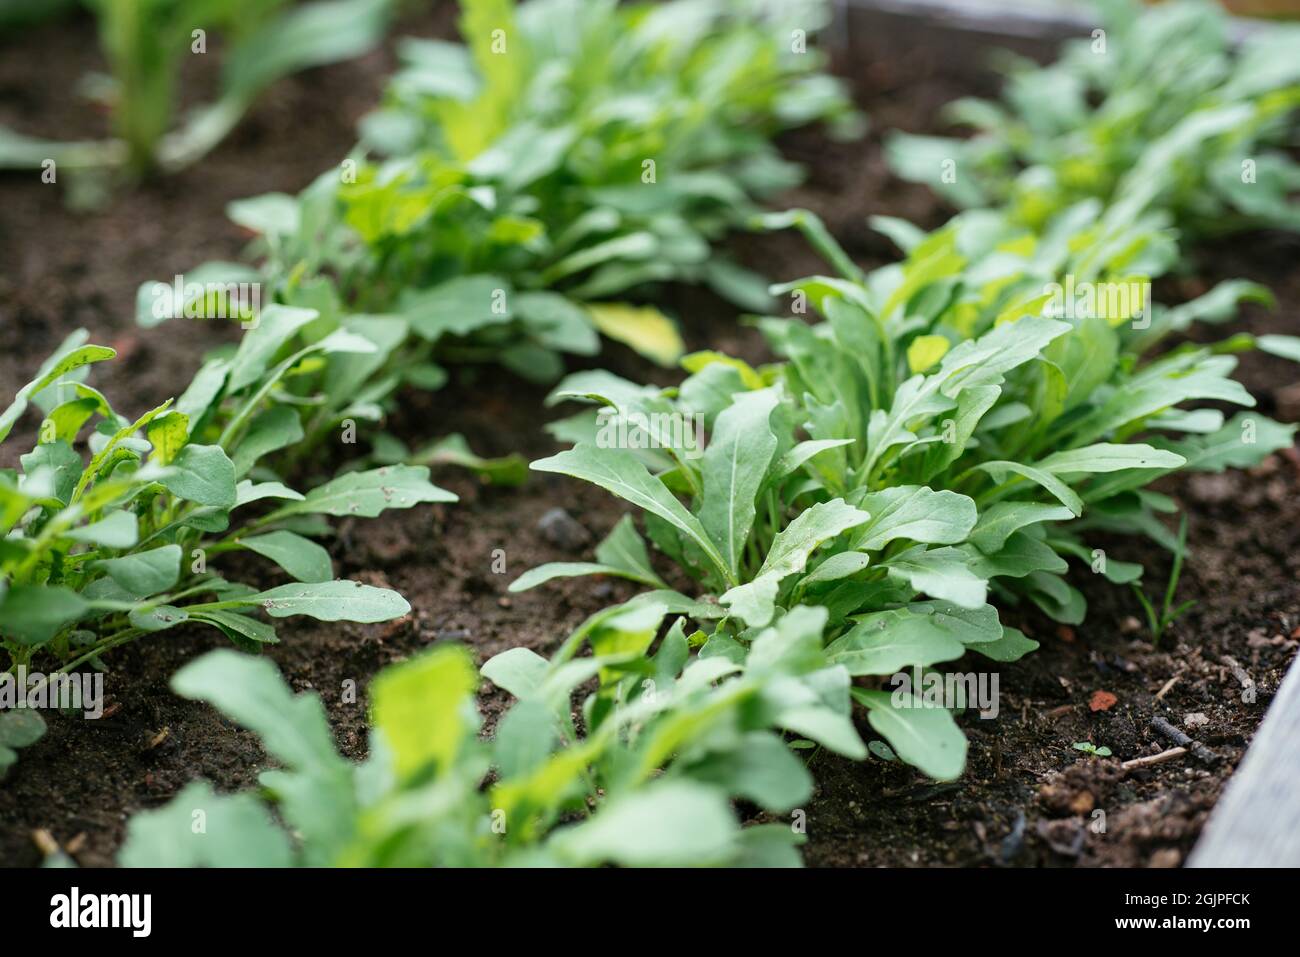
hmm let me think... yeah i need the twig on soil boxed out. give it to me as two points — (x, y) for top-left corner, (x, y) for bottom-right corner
(1155, 674), (1180, 702)
(1152, 715), (1217, 765)
(1221, 655), (1256, 700)
(1122, 746), (1188, 770)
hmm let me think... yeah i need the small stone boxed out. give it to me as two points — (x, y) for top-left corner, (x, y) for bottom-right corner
(1069, 791), (1095, 815)
(537, 507), (592, 551)
(1149, 848), (1182, 868)
(1187, 473), (1236, 504)
(1120, 616), (1143, 635)
(1183, 712), (1209, 729)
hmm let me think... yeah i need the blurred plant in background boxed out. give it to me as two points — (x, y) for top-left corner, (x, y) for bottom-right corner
(0, 0), (395, 186)
(887, 0), (1300, 236)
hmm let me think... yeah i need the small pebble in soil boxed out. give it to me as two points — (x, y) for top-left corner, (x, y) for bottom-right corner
(1184, 712), (1209, 729)
(537, 507), (592, 551)
(1149, 848), (1182, 868)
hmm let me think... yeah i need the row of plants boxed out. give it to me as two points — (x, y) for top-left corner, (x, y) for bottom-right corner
(8, 0), (1298, 865)
(6, 0), (877, 860)
(0, 311), (456, 775)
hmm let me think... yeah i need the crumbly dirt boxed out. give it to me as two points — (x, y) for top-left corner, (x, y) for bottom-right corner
(1, 10), (1297, 869)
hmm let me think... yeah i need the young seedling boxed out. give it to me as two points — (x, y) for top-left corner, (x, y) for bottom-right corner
(1131, 515), (1196, 648)
(1073, 742), (1112, 758)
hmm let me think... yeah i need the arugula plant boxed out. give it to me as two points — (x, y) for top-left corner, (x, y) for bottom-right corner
(886, 0), (1300, 236)
(0, 314), (453, 675)
(0, 0), (393, 183)
(752, 206), (1299, 626)
(138, 0), (860, 409)
(511, 363), (1037, 780)
(512, 202), (1299, 777)
(119, 597), (864, 866)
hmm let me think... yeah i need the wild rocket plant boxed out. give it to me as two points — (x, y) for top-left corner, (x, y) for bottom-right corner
(512, 202), (1299, 780)
(0, 0), (394, 184)
(134, 0), (860, 477)
(119, 596), (864, 867)
(886, 0), (1300, 237)
(0, 312), (454, 680)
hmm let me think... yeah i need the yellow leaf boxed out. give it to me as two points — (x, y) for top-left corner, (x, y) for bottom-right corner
(681, 351), (765, 389)
(145, 412), (190, 465)
(1102, 275), (1151, 327)
(995, 233), (1037, 257)
(586, 303), (684, 367)
(906, 334), (950, 374)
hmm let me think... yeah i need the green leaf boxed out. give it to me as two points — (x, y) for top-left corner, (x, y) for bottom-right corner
(480, 646), (549, 701)
(159, 444), (238, 509)
(851, 486), (977, 552)
(234, 480), (305, 507)
(688, 731), (813, 813)
(532, 444), (731, 586)
(241, 531), (333, 583)
(883, 546), (988, 608)
(971, 626), (1040, 662)
(271, 465), (455, 519)
(145, 411), (190, 465)
(230, 406), (304, 478)
(64, 512), (141, 548)
(493, 698), (556, 780)
(593, 515), (667, 588)
(221, 0), (392, 102)
(190, 609), (279, 648)
(0, 585), (88, 646)
(699, 388), (781, 579)
(1162, 413), (1296, 473)
(854, 688), (967, 781)
(1, 342), (116, 444)
(826, 607), (968, 676)
(92, 544), (182, 598)
(403, 275), (513, 341)
(412, 433), (528, 487)
(721, 499), (871, 627)
(0, 709), (46, 748)
(1257, 334), (1300, 363)
(20, 442), (82, 505)
(371, 644), (478, 781)
(225, 305), (320, 393)
(1035, 443), (1186, 476)
(975, 460), (1084, 516)
(129, 604), (190, 633)
(120, 781), (294, 868)
(970, 501), (1076, 553)
(551, 780), (738, 867)
(242, 581), (411, 623)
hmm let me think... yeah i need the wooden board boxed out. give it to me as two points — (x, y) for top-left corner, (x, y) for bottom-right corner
(1188, 656), (1300, 867)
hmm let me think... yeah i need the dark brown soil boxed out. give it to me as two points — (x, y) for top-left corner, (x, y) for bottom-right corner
(2, 11), (1298, 869)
